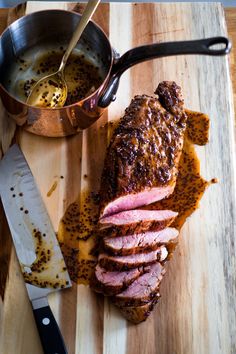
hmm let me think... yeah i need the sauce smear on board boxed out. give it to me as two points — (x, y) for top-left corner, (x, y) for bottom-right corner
(58, 191), (100, 283)
(57, 109), (214, 284)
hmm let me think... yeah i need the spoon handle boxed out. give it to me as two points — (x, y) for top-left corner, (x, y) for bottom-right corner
(59, 0), (101, 72)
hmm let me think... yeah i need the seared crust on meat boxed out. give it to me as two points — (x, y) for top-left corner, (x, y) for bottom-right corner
(90, 82), (187, 324)
(115, 298), (159, 324)
(155, 81), (184, 114)
(100, 81), (187, 217)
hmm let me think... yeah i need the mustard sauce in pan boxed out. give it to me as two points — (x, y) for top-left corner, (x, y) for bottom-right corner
(57, 110), (214, 284)
(6, 49), (103, 106)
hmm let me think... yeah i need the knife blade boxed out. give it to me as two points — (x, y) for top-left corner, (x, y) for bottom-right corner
(0, 144), (71, 354)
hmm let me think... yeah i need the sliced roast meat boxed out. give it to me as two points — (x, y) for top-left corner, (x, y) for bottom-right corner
(116, 298), (159, 324)
(101, 187), (174, 219)
(100, 81), (187, 218)
(99, 246), (168, 271)
(113, 262), (165, 307)
(99, 209), (178, 237)
(103, 227), (179, 256)
(92, 264), (143, 296)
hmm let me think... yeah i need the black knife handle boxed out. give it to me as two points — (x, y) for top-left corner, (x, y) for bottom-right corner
(33, 305), (68, 354)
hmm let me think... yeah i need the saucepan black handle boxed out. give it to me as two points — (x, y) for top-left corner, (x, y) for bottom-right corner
(33, 305), (68, 354)
(99, 36), (231, 108)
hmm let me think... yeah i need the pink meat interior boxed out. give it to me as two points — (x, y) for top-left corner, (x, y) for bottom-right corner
(100, 209), (178, 226)
(99, 246), (167, 264)
(95, 265), (141, 286)
(101, 185), (174, 218)
(104, 227), (179, 249)
(117, 262), (164, 299)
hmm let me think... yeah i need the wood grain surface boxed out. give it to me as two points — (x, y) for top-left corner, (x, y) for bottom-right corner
(225, 8), (236, 112)
(0, 3), (236, 354)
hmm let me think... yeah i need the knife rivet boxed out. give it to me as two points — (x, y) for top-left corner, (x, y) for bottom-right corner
(42, 317), (50, 325)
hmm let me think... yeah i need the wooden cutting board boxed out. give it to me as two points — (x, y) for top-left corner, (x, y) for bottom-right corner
(0, 2), (235, 354)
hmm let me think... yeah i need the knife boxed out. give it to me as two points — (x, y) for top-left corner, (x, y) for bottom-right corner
(0, 144), (71, 354)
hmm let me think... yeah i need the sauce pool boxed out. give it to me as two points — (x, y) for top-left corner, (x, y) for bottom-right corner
(57, 191), (100, 283)
(57, 109), (215, 284)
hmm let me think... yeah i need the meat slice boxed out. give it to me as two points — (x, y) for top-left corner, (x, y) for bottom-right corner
(92, 264), (143, 296)
(113, 262), (165, 306)
(99, 209), (178, 237)
(100, 81), (187, 218)
(116, 298), (159, 324)
(103, 227), (179, 256)
(99, 246), (168, 271)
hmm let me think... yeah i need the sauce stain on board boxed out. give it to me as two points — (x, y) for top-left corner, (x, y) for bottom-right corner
(57, 109), (214, 284)
(47, 180), (58, 197)
(58, 191), (100, 284)
(185, 109), (210, 146)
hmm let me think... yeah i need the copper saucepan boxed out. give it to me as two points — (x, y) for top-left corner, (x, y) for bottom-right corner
(0, 10), (231, 137)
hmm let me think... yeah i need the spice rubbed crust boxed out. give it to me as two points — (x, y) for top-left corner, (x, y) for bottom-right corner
(91, 81), (208, 324)
(100, 81), (188, 218)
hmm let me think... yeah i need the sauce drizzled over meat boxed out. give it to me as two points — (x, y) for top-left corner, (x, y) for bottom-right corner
(57, 109), (213, 285)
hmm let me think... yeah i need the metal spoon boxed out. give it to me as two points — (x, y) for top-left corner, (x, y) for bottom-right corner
(26, 0), (100, 108)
